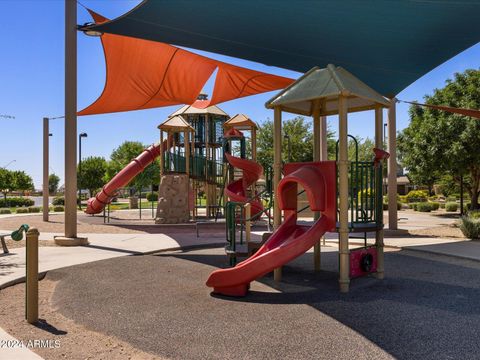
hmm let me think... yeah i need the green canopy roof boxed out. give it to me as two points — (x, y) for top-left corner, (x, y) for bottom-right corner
(85, 0), (480, 97)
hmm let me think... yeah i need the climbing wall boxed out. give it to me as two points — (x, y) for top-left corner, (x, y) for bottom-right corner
(155, 174), (190, 224)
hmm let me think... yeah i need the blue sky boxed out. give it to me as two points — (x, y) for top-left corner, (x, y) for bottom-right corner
(1, 0), (479, 188)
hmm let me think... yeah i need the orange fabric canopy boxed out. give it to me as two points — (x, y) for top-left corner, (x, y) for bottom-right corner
(79, 11), (293, 116)
(403, 100), (480, 119)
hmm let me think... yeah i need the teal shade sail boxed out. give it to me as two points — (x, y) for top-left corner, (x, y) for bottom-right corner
(84, 0), (480, 96)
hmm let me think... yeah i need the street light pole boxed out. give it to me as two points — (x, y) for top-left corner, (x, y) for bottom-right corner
(78, 133), (88, 208)
(43, 118), (49, 221)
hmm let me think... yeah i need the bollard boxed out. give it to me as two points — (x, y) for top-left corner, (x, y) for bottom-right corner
(26, 228), (39, 324)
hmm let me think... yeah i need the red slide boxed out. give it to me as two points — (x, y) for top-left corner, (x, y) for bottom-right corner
(224, 152), (264, 219)
(206, 161), (337, 296)
(85, 140), (169, 214)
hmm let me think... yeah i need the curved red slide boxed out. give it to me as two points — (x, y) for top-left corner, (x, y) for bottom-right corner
(206, 161), (337, 296)
(85, 140), (169, 214)
(224, 152), (264, 219)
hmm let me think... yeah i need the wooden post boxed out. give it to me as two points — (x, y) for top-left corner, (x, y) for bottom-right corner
(320, 116), (328, 161)
(251, 126), (257, 162)
(273, 106), (282, 281)
(26, 228), (39, 324)
(375, 105), (385, 279)
(338, 95), (350, 293)
(313, 101), (321, 271)
(205, 115), (210, 218)
(388, 98), (398, 230)
(185, 130), (190, 176)
(160, 130), (164, 176)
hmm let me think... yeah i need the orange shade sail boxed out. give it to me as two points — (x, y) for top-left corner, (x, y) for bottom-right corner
(79, 11), (293, 116)
(402, 100), (480, 120)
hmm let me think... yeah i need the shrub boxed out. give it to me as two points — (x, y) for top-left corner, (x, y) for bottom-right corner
(459, 216), (480, 239)
(383, 202), (388, 210)
(416, 202), (432, 212)
(409, 202), (417, 210)
(28, 206), (41, 213)
(53, 205), (64, 212)
(399, 195), (408, 203)
(0, 208), (11, 214)
(16, 208), (29, 214)
(397, 202), (403, 210)
(445, 202), (458, 212)
(440, 203), (446, 209)
(52, 196), (65, 206)
(446, 196), (457, 202)
(429, 202), (440, 211)
(468, 210), (480, 219)
(146, 192), (158, 202)
(406, 190), (428, 203)
(0, 197), (34, 208)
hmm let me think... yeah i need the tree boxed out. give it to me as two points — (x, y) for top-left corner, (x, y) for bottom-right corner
(0, 168), (15, 203)
(106, 141), (159, 192)
(48, 173), (60, 195)
(398, 69), (480, 208)
(12, 171), (34, 195)
(256, 116), (336, 169)
(78, 156), (108, 196)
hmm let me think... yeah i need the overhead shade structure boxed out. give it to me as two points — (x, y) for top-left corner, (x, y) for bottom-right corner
(266, 65), (390, 115)
(158, 115), (194, 132)
(79, 11), (293, 116)
(82, 1), (480, 97)
(224, 114), (258, 130)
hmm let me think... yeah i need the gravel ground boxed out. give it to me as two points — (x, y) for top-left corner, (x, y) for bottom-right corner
(3, 246), (477, 359)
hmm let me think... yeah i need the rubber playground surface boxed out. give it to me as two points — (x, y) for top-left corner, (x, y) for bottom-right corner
(5, 245), (480, 359)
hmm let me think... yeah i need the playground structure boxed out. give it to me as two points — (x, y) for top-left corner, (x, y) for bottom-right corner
(86, 96), (266, 225)
(207, 64), (391, 295)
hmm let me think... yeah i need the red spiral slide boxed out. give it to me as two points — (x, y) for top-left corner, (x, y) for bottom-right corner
(85, 140), (169, 214)
(224, 152), (264, 219)
(206, 161), (337, 296)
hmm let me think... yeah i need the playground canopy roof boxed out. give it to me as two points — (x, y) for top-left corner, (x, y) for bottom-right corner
(224, 114), (257, 130)
(169, 104), (228, 118)
(158, 115), (194, 132)
(266, 65), (390, 116)
(84, 0), (480, 97)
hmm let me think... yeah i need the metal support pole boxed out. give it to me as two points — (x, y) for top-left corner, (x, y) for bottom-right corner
(64, 0), (77, 238)
(387, 98), (398, 230)
(313, 102), (321, 271)
(273, 106), (282, 281)
(375, 105), (385, 279)
(26, 228), (39, 324)
(55, 0), (87, 246)
(460, 175), (464, 216)
(338, 95), (350, 293)
(43, 118), (49, 222)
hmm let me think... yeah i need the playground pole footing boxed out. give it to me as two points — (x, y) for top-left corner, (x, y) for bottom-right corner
(54, 236), (89, 246)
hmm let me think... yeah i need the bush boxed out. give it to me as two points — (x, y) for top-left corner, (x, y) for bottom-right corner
(406, 190), (428, 203)
(446, 196), (457, 202)
(383, 202), (388, 210)
(16, 208), (29, 214)
(146, 192), (158, 202)
(28, 206), (41, 213)
(445, 202), (458, 212)
(440, 203), (446, 209)
(399, 195), (408, 203)
(53, 205), (64, 212)
(0, 208), (11, 214)
(429, 202), (440, 211)
(0, 197), (34, 208)
(409, 202), (417, 210)
(468, 210), (480, 219)
(416, 202), (433, 212)
(397, 202), (403, 210)
(52, 196), (65, 206)
(459, 216), (480, 239)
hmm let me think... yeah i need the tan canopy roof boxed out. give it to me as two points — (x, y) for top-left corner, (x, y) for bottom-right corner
(158, 115), (194, 132)
(168, 103), (229, 118)
(266, 64), (390, 116)
(224, 114), (258, 130)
